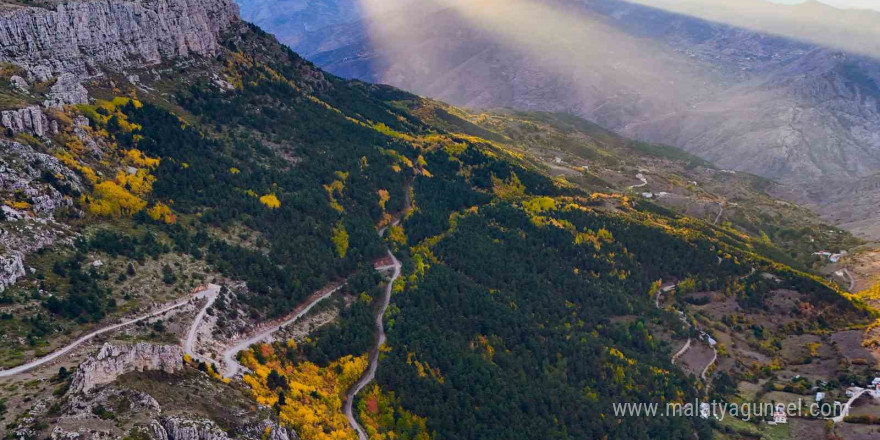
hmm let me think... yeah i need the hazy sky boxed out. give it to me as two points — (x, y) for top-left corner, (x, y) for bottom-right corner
(769, 0), (880, 10)
(620, 0), (880, 58)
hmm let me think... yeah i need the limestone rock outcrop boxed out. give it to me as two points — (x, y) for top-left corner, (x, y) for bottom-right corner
(150, 417), (230, 440)
(43, 73), (90, 108)
(69, 343), (184, 394)
(0, 139), (82, 215)
(1, 106), (51, 137)
(149, 416), (299, 440)
(0, 0), (241, 81)
(0, 253), (26, 293)
(0, 139), (82, 291)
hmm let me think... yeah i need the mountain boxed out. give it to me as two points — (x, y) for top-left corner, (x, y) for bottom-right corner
(245, 0), (880, 238)
(236, 0), (362, 48)
(0, 1), (877, 439)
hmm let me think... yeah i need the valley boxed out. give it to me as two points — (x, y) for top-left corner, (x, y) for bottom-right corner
(247, 0), (880, 243)
(0, 0), (877, 439)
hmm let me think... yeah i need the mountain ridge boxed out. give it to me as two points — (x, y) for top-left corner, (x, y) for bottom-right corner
(0, 0), (877, 439)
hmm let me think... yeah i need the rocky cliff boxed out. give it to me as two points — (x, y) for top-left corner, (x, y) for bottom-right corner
(0, 0), (240, 82)
(69, 343), (184, 394)
(0, 0), (246, 289)
(150, 417), (299, 440)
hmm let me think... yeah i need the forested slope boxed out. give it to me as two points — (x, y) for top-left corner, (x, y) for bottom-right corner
(0, 13), (872, 440)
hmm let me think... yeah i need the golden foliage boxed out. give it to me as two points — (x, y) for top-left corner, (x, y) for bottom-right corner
(77, 97), (144, 133)
(377, 189), (390, 211)
(324, 179), (345, 213)
(522, 196), (556, 214)
(859, 280), (880, 300)
(406, 352), (444, 384)
(55, 151), (98, 184)
(260, 194), (281, 209)
(183, 355), (230, 384)
(387, 225), (407, 248)
(331, 221), (350, 258)
(380, 148), (415, 172)
(471, 335), (495, 361)
(125, 149), (160, 169)
(83, 181), (147, 218)
(147, 202), (176, 224)
(372, 123), (413, 141)
(115, 169), (155, 196)
(241, 344), (367, 440)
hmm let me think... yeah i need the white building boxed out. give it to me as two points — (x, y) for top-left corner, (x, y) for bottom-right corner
(773, 405), (787, 424)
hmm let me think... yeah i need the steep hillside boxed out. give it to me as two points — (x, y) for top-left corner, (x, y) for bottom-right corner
(0, 1), (876, 439)
(248, 0), (880, 239)
(403, 103), (862, 273)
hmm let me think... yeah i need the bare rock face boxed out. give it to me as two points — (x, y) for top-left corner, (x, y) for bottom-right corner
(0, 139), (81, 291)
(43, 73), (90, 108)
(9, 74), (28, 92)
(0, 139), (82, 215)
(0, 253), (26, 293)
(1, 105), (51, 137)
(149, 417), (299, 440)
(151, 417), (230, 440)
(70, 343), (184, 394)
(0, 0), (240, 81)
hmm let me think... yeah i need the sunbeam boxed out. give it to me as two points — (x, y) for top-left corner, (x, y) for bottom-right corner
(353, 0), (717, 124)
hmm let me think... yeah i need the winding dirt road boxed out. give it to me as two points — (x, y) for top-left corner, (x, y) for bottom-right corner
(713, 203), (724, 225)
(842, 268), (855, 292)
(343, 250), (401, 440)
(220, 283), (345, 378)
(831, 388), (876, 423)
(182, 284), (222, 363)
(700, 349), (718, 380)
(671, 339), (692, 365)
(656, 280), (720, 381)
(628, 173), (648, 190)
(343, 185), (410, 439)
(0, 292), (208, 378)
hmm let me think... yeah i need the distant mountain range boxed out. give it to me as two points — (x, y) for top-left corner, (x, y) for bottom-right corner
(236, 0), (880, 237)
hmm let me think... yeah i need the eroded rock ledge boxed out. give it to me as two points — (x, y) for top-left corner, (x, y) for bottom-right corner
(0, 0), (241, 81)
(70, 343), (184, 394)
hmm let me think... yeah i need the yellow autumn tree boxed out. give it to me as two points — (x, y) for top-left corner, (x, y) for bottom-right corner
(115, 169), (155, 196)
(377, 189), (390, 211)
(331, 221), (349, 258)
(260, 194), (281, 209)
(240, 343), (367, 440)
(387, 225), (407, 248)
(324, 180), (345, 213)
(147, 202), (176, 224)
(84, 181), (147, 218)
(125, 149), (160, 168)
